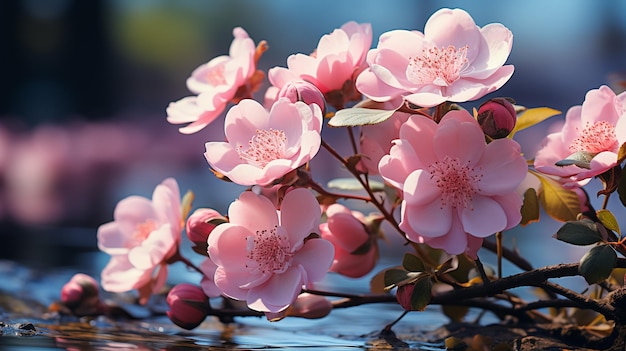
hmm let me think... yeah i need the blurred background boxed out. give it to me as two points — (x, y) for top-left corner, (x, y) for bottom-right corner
(0, 0), (625, 272)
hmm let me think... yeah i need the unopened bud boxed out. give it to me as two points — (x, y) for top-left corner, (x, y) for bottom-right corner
(278, 80), (327, 115)
(477, 97), (516, 139)
(265, 293), (332, 322)
(60, 273), (104, 316)
(166, 283), (210, 330)
(396, 284), (415, 311)
(186, 208), (227, 254)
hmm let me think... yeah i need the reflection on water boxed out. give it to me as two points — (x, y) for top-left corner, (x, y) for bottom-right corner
(0, 258), (450, 351)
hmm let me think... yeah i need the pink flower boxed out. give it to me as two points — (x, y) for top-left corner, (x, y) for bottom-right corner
(320, 204), (378, 278)
(207, 188), (334, 313)
(356, 8), (514, 108)
(204, 98), (323, 186)
(97, 178), (182, 304)
(379, 110), (527, 257)
(534, 85), (626, 181)
(358, 98), (412, 175)
(167, 27), (263, 134)
(267, 21), (372, 109)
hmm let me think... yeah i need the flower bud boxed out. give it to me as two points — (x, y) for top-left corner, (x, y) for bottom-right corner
(61, 273), (99, 306)
(289, 293), (333, 319)
(477, 97), (516, 139)
(265, 293), (332, 321)
(60, 273), (104, 316)
(278, 80), (327, 115)
(186, 208), (227, 253)
(396, 284), (415, 311)
(166, 283), (210, 330)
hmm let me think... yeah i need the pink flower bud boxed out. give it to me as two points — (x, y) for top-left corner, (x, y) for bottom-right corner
(166, 283), (210, 330)
(265, 293), (333, 321)
(60, 273), (104, 316)
(61, 273), (99, 306)
(289, 293), (333, 319)
(186, 208), (227, 252)
(278, 80), (327, 115)
(477, 97), (517, 139)
(395, 284), (415, 311)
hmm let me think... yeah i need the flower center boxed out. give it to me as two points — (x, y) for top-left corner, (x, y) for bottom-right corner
(237, 128), (287, 168)
(246, 226), (293, 274)
(133, 220), (157, 244)
(205, 63), (227, 86)
(428, 156), (481, 209)
(569, 121), (618, 155)
(406, 45), (469, 86)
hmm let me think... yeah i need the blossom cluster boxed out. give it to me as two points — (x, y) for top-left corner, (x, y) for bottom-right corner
(60, 6), (626, 332)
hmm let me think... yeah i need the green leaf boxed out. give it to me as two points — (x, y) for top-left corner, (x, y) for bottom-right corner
(180, 190), (195, 224)
(328, 108), (396, 127)
(327, 177), (384, 192)
(597, 209), (620, 235)
(535, 172), (581, 222)
(384, 268), (411, 289)
(509, 107), (561, 137)
(520, 187), (540, 226)
(579, 244), (617, 284)
(618, 167), (626, 208)
(554, 220), (602, 246)
(436, 256), (459, 274)
(402, 253), (425, 272)
(618, 143), (626, 164)
(554, 151), (594, 169)
(409, 276), (433, 311)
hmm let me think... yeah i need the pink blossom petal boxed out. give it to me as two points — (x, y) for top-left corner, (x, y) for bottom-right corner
(560, 106), (583, 144)
(401, 200), (451, 238)
(325, 212), (367, 252)
(479, 138), (528, 195)
(213, 266), (251, 300)
(402, 170), (440, 206)
(224, 99), (271, 144)
(434, 111), (485, 164)
(404, 91), (447, 108)
(400, 115), (438, 167)
(97, 223), (129, 255)
(100, 255), (150, 292)
(490, 193), (523, 231)
(128, 224), (176, 270)
(152, 178), (181, 233)
(467, 23), (513, 78)
(424, 8), (482, 62)
(246, 267), (303, 313)
(376, 30), (425, 60)
(204, 142), (241, 173)
(229, 191), (279, 233)
(355, 68), (401, 102)
(292, 238), (335, 283)
(113, 196), (157, 239)
(581, 85), (621, 125)
(166, 95), (226, 135)
(208, 224), (252, 270)
(424, 217), (468, 255)
(200, 258), (222, 297)
(379, 140), (420, 189)
(461, 196), (507, 237)
(280, 188), (321, 248)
